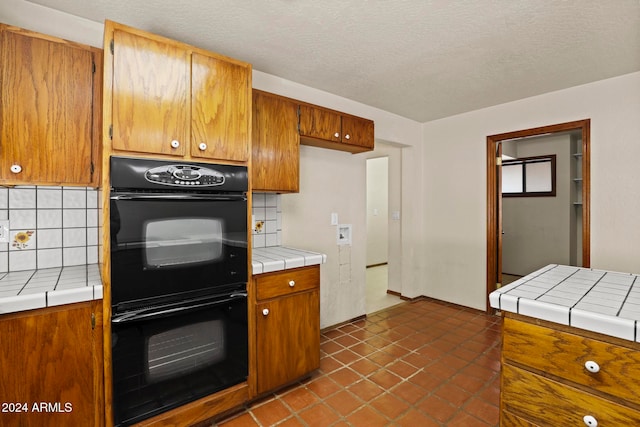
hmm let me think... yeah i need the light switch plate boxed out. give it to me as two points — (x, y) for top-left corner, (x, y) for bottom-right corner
(0, 220), (9, 243)
(331, 213), (338, 225)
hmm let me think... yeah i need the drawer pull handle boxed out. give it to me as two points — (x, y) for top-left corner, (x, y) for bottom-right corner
(262, 308), (269, 316)
(170, 140), (180, 148)
(199, 142), (207, 151)
(583, 415), (597, 427)
(289, 280), (295, 287)
(585, 361), (600, 373)
(10, 164), (22, 174)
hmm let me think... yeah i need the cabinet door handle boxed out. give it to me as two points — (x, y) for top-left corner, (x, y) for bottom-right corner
(10, 164), (22, 174)
(583, 415), (597, 427)
(170, 140), (180, 148)
(344, 134), (351, 140)
(584, 360), (600, 373)
(199, 142), (207, 151)
(289, 280), (295, 287)
(334, 132), (340, 138)
(262, 308), (269, 316)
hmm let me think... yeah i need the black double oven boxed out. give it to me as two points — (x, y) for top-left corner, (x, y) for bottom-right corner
(109, 156), (248, 426)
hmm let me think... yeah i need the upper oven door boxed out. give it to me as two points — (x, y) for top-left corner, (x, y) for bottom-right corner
(110, 192), (247, 310)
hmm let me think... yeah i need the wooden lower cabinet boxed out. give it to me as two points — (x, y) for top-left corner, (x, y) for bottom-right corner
(0, 301), (103, 427)
(501, 314), (640, 426)
(253, 266), (320, 395)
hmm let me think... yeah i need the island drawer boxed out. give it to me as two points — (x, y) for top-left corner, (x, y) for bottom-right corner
(502, 364), (640, 426)
(503, 316), (640, 406)
(255, 265), (319, 301)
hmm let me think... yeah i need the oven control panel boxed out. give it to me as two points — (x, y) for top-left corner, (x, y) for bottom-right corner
(144, 164), (225, 187)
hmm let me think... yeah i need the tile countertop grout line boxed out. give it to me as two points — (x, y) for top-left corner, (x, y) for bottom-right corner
(617, 274), (638, 318)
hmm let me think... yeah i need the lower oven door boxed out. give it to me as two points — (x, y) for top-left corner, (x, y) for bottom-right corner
(111, 292), (248, 426)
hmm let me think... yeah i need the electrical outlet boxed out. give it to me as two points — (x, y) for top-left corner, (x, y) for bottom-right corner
(0, 220), (9, 243)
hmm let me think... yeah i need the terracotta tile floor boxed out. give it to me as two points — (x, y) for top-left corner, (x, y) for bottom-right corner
(216, 298), (503, 427)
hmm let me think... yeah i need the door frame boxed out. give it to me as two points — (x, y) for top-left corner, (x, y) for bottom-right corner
(486, 119), (591, 313)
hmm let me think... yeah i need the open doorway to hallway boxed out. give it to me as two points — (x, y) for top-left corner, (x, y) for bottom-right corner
(366, 156), (402, 313)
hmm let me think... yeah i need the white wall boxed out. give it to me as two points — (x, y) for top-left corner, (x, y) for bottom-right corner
(421, 71), (640, 310)
(502, 134), (572, 276)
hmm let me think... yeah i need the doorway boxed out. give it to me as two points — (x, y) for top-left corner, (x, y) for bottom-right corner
(365, 151), (403, 314)
(486, 119), (591, 313)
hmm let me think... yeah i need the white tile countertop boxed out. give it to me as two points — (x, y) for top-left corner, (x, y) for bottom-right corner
(0, 264), (103, 314)
(490, 264), (640, 342)
(252, 246), (327, 275)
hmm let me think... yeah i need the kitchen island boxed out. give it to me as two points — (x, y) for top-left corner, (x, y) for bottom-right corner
(490, 264), (640, 426)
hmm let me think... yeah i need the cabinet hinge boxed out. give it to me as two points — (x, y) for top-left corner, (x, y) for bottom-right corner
(496, 157), (502, 166)
(90, 162), (95, 175)
(92, 61), (96, 74)
(109, 124), (113, 140)
(91, 313), (96, 330)
(110, 39), (114, 54)
(297, 106), (301, 132)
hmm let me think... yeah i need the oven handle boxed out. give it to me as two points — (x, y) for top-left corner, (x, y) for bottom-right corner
(110, 193), (247, 202)
(112, 292), (247, 324)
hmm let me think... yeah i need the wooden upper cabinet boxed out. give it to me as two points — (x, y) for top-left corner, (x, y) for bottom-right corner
(341, 114), (375, 149)
(106, 21), (251, 162)
(0, 24), (100, 186)
(299, 103), (374, 153)
(252, 90), (300, 192)
(111, 28), (189, 156)
(298, 104), (342, 142)
(191, 52), (250, 161)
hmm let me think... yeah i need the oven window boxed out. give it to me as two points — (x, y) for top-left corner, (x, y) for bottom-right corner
(143, 218), (223, 268)
(146, 320), (226, 383)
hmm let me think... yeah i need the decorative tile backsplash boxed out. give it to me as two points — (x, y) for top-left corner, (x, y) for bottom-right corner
(252, 193), (282, 248)
(0, 186), (99, 272)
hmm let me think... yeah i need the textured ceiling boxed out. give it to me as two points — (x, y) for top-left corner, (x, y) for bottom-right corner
(26, 0), (640, 122)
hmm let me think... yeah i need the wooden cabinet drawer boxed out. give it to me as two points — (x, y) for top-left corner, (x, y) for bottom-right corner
(503, 316), (640, 405)
(502, 364), (640, 426)
(501, 410), (540, 427)
(255, 266), (319, 301)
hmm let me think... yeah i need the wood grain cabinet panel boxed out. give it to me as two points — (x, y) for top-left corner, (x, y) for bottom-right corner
(299, 103), (374, 153)
(503, 316), (640, 405)
(0, 24), (100, 186)
(191, 52), (250, 162)
(251, 90), (300, 192)
(106, 21), (251, 162)
(503, 364), (640, 426)
(253, 266), (320, 395)
(0, 301), (104, 427)
(501, 314), (640, 426)
(255, 263), (318, 300)
(111, 28), (189, 156)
